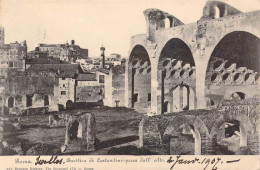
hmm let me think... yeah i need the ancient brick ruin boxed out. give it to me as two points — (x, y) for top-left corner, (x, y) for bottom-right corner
(139, 98), (259, 155)
(48, 113), (70, 127)
(0, 0), (258, 156)
(62, 112), (96, 153)
(127, 1), (260, 155)
(126, 0), (260, 113)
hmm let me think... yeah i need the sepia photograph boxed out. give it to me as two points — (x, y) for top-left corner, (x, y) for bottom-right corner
(0, 0), (259, 169)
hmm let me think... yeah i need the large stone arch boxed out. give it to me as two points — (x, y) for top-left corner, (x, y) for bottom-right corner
(208, 31), (260, 73)
(195, 12), (260, 108)
(224, 90), (248, 100)
(210, 113), (255, 137)
(210, 113), (256, 154)
(157, 38), (196, 114)
(209, 30), (260, 57)
(204, 13), (260, 66)
(127, 45), (151, 110)
(139, 114), (210, 155)
(204, 31), (260, 108)
(162, 115), (209, 155)
(155, 34), (195, 62)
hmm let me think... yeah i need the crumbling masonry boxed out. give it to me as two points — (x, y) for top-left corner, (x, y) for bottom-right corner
(126, 1), (260, 155)
(62, 112), (96, 153)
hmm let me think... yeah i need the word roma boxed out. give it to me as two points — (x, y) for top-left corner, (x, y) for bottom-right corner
(15, 159), (32, 164)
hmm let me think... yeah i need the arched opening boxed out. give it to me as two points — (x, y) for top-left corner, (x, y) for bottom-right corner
(66, 100), (73, 109)
(230, 92), (246, 100)
(164, 123), (201, 155)
(205, 31), (260, 107)
(213, 3), (226, 19)
(165, 18), (171, 28)
(166, 85), (194, 112)
(158, 38), (196, 114)
(8, 97), (14, 108)
(129, 45), (151, 109)
(214, 6), (220, 19)
(215, 119), (247, 154)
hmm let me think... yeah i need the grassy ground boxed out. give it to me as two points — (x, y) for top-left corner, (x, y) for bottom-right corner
(3, 106), (145, 155)
(2, 106), (239, 155)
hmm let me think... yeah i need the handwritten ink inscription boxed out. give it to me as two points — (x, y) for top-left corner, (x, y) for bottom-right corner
(167, 155), (240, 170)
(35, 156), (64, 165)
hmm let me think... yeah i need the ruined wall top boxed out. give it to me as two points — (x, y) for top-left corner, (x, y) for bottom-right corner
(143, 8), (184, 41)
(143, 8), (184, 27)
(202, 0), (242, 20)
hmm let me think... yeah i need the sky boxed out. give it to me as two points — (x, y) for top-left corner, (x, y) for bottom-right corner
(0, 0), (259, 57)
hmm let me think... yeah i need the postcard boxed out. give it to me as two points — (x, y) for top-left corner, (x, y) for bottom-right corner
(0, 0), (259, 169)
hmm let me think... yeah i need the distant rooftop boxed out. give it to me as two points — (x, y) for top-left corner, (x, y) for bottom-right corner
(26, 58), (64, 65)
(110, 53), (121, 56)
(39, 44), (67, 47)
(97, 68), (110, 74)
(27, 63), (82, 78)
(76, 73), (96, 81)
